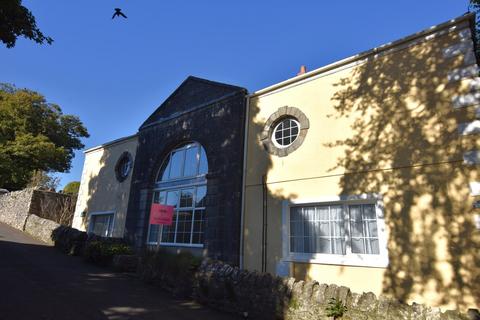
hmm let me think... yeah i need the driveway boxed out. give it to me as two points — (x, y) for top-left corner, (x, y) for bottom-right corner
(0, 222), (238, 320)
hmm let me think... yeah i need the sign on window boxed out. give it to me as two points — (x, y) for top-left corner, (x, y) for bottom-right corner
(149, 204), (174, 225)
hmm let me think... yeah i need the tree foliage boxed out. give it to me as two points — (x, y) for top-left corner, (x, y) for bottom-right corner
(0, 84), (89, 191)
(27, 170), (60, 191)
(63, 181), (80, 195)
(0, 0), (52, 48)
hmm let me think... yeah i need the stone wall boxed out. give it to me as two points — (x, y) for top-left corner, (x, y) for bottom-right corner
(30, 189), (75, 226)
(0, 188), (34, 230)
(24, 214), (60, 245)
(193, 260), (472, 320)
(0, 188), (70, 244)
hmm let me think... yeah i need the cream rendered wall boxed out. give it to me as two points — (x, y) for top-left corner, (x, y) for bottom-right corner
(72, 136), (137, 238)
(243, 16), (479, 311)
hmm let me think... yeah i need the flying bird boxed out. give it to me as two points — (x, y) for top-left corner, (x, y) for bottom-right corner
(112, 8), (127, 19)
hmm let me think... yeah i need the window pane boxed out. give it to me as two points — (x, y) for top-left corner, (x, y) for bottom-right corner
(161, 223), (176, 243)
(198, 147), (208, 175)
(316, 238), (331, 253)
(363, 204), (376, 219)
(166, 191), (178, 207)
(169, 150), (184, 179)
(349, 205), (362, 220)
(330, 205), (344, 220)
(332, 239), (346, 255)
(367, 220), (378, 237)
(195, 186), (206, 207)
(175, 210), (193, 244)
(331, 221), (344, 237)
(90, 214), (113, 237)
(148, 224), (159, 243)
(351, 238), (365, 254)
(365, 239), (380, 254)
(192, 208), (205, 245)
(317, 206), (329, 220)
(180, 189), (194, 208)
(350, 220), (364, 238)
(183, 147), (198, 177)
(318, 221), (329, 236)
(158, 156), (171, 181)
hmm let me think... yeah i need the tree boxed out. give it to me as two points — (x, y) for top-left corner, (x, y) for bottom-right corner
(63, 181), (80, 195)
(0, 0), (52, 48)
(0, 84), (89, 191)
(27, 170), (60, 191)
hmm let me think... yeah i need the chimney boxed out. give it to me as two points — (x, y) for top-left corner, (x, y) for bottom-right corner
(297, 65), (307, 76)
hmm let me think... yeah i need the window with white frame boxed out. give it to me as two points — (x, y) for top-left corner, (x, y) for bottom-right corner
(284, 198), (388, 268)
(147, 142), (207, 247)
(89, 212), (114, 237)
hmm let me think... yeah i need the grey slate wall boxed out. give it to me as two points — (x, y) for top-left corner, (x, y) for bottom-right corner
(125, 79), (247, 266)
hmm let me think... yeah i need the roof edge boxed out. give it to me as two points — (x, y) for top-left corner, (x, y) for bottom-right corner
(251, 13), (476, 98)
(84, 134), (138, 154)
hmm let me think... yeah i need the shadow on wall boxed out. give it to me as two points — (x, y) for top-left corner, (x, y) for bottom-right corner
(322, 29), (480, 308)
(80, 147), (125, 235)
(243, 91), (300, 319)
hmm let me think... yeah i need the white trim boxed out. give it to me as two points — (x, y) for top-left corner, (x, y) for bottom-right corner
(280, 194), (389, 270)
(458, 120), (480, 136)
(469, 181), (480, 196)
(271, 118), (300, 149)
(88, 211), (116, 237)
(146, 242), (204, 248)
(84, 134), (137, 154)
(250, 15), (473, 98)
(239, 95), (251, 270)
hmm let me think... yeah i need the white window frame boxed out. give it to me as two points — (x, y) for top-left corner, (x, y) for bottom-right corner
(281, 194), (389, 268)
(88, 211), (116, 237)
(146, 182), (206, 248)
(271, 118), (300, 149)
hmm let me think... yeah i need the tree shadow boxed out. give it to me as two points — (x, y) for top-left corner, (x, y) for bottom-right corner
(324, 24), (480, 309)
(75, 138), (136, 239)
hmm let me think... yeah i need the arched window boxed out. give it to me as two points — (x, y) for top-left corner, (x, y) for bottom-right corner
(148, 142), (208, 247)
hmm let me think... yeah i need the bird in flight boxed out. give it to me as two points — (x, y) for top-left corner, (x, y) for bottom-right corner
(112, 8), (127, 19)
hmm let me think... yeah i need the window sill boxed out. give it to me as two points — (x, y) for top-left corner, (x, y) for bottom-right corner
(284, 253), (388, 268)
(146, 242), (204, 248)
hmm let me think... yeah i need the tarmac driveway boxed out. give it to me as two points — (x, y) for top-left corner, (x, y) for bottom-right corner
(0, 222), (238, 320)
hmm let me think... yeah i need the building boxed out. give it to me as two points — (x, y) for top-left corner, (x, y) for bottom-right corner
(241, 14), (479, 310)
(73, 76), (247, 265)
(73, 14), (479, 310)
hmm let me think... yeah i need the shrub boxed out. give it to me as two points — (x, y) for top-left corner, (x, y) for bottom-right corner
(83, 238), (133, 266)
(51, 225), (87, 256)
(138, 248), (202, 298)
(325, 297), (348, 319)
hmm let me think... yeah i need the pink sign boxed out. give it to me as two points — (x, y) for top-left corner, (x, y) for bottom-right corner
(149, 204), (174, 225)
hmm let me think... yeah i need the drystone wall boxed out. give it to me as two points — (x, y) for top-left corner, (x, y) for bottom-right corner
(0, 188), (66, 244)
(193, 260), (471, 320)
(0, 188), (34, 230)
(24, 214), (60, 245)
(30, 189), (75, 226)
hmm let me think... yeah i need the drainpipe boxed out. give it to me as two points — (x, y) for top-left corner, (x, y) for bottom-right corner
(262, 174), (268, 273)
(239, 94), (250, 270)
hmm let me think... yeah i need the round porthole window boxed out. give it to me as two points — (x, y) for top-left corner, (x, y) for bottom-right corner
(115, 152), (133, 182)
(260, 106), (309, 157)
(272, 117), (300, 148)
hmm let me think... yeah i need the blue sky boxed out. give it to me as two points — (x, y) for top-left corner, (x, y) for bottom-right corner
(0, 0), (470, 189)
